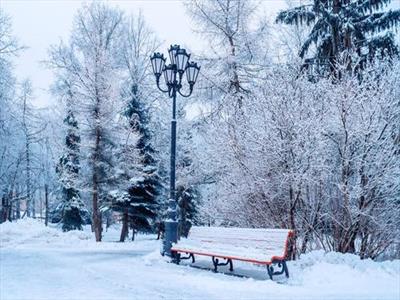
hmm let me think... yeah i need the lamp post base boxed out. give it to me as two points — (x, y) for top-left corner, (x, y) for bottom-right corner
(162, 220), (178, 257)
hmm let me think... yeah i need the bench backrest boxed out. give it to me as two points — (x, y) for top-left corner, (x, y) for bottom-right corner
(177, 226), (293, 262)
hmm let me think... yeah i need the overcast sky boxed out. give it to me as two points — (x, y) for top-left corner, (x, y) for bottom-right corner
(2, 0), (289, 108)
(3, 0), (399, 108)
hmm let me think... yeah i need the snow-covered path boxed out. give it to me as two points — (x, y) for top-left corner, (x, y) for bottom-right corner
(2, 246), (209, 300)
(1, 220), (399, 300)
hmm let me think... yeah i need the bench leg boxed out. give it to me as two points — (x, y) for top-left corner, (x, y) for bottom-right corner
(212, 257), (233, 272)
(229, 259), (233, 272)
(283, 260), (289, 278)
(267, 260), (289, 280)
(179, 252), (195, 264)
(171, 252), (181, 265)
(212, 257), (218, 272)
(267, 265), (273, 280)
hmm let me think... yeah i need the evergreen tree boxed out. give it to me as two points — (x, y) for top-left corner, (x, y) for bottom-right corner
(176, 127), (200, 238)
(126, 85), (155, 166)
(177, 185), (199, 238)
(128, 165), (161, 237)
(276, 0), (400, 76)
(112, 84), (162, 241)
(56, 86), (86, 231)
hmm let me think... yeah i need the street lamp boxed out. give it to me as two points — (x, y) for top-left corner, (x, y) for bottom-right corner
(150, 45), (200, 257)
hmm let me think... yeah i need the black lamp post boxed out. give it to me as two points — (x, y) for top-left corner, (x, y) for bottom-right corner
(150, 45), (200, 257)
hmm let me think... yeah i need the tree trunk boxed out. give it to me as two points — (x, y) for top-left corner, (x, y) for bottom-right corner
(119, 210), (129, 242)
(105, 211), (111, 231)
(130, 221), (135, 241)
(39, 188), (43, 220)
(1, 195), (7, 223)
(92, 177), (102, 242)
(15, 187), (20, 220)
(91, 68), (103, 242)
(44, 184), (49, 226)
(92, 165), (102, 241)
(227, 35), (243, 109)
(91, 95), (103, 241)
(25, 139), (32, 218)
(7, 191), (12, 222)
(288, 185), (297, 260)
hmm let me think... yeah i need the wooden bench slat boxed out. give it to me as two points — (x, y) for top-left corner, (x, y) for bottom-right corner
(171, 226), (294, 279)
(172, 226), (293, 263)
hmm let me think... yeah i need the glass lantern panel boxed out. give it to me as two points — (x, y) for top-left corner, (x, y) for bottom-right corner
(156, 58), (164, 74)
(186, 65), (194, 83)
(151, 58), (157, 74)
(169, 49), (178, 65)
(169, 68), (176, 83)
(163, 69), (169, 85)
(177, 54), (189, 72)
(193, 67), (199, 83)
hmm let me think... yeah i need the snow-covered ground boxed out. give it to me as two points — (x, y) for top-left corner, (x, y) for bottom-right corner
(1, 219), (399, 300)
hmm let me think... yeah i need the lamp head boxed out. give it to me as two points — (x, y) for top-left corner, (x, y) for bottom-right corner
(150, 52), (166, 78)
(168, 44), (180, 66)
(185, 61), (200, 85)
(175, 49), (190, 73)
(163, 64), (176, 86)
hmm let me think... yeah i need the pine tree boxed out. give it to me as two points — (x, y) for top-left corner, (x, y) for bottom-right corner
(126, 85), (155, 166)
(56, 89), (87, 231)
(128, 165), (161, 236)
(175, 126), (200, 238)
(276, 0), (400, 76)
(112, 84), (162, 241)
(177, 185), (199, 238)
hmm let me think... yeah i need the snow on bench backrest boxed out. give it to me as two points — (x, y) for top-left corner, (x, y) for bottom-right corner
(173, 226), (293, 263)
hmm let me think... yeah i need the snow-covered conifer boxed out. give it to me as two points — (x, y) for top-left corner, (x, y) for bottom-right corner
(109, 13), (163, 241)
(276, 0), (400, 76)
(55, 80), (88, 231)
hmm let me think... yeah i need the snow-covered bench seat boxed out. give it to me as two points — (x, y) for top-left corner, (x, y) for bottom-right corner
(171, 226), (294, 280)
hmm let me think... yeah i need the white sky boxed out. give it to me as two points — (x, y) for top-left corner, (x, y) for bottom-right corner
(2, 0), (399, 108)
(2, 0), (288, 108)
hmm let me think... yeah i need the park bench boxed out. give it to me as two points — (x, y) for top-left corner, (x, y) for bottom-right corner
(171, 226), (294, 280)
